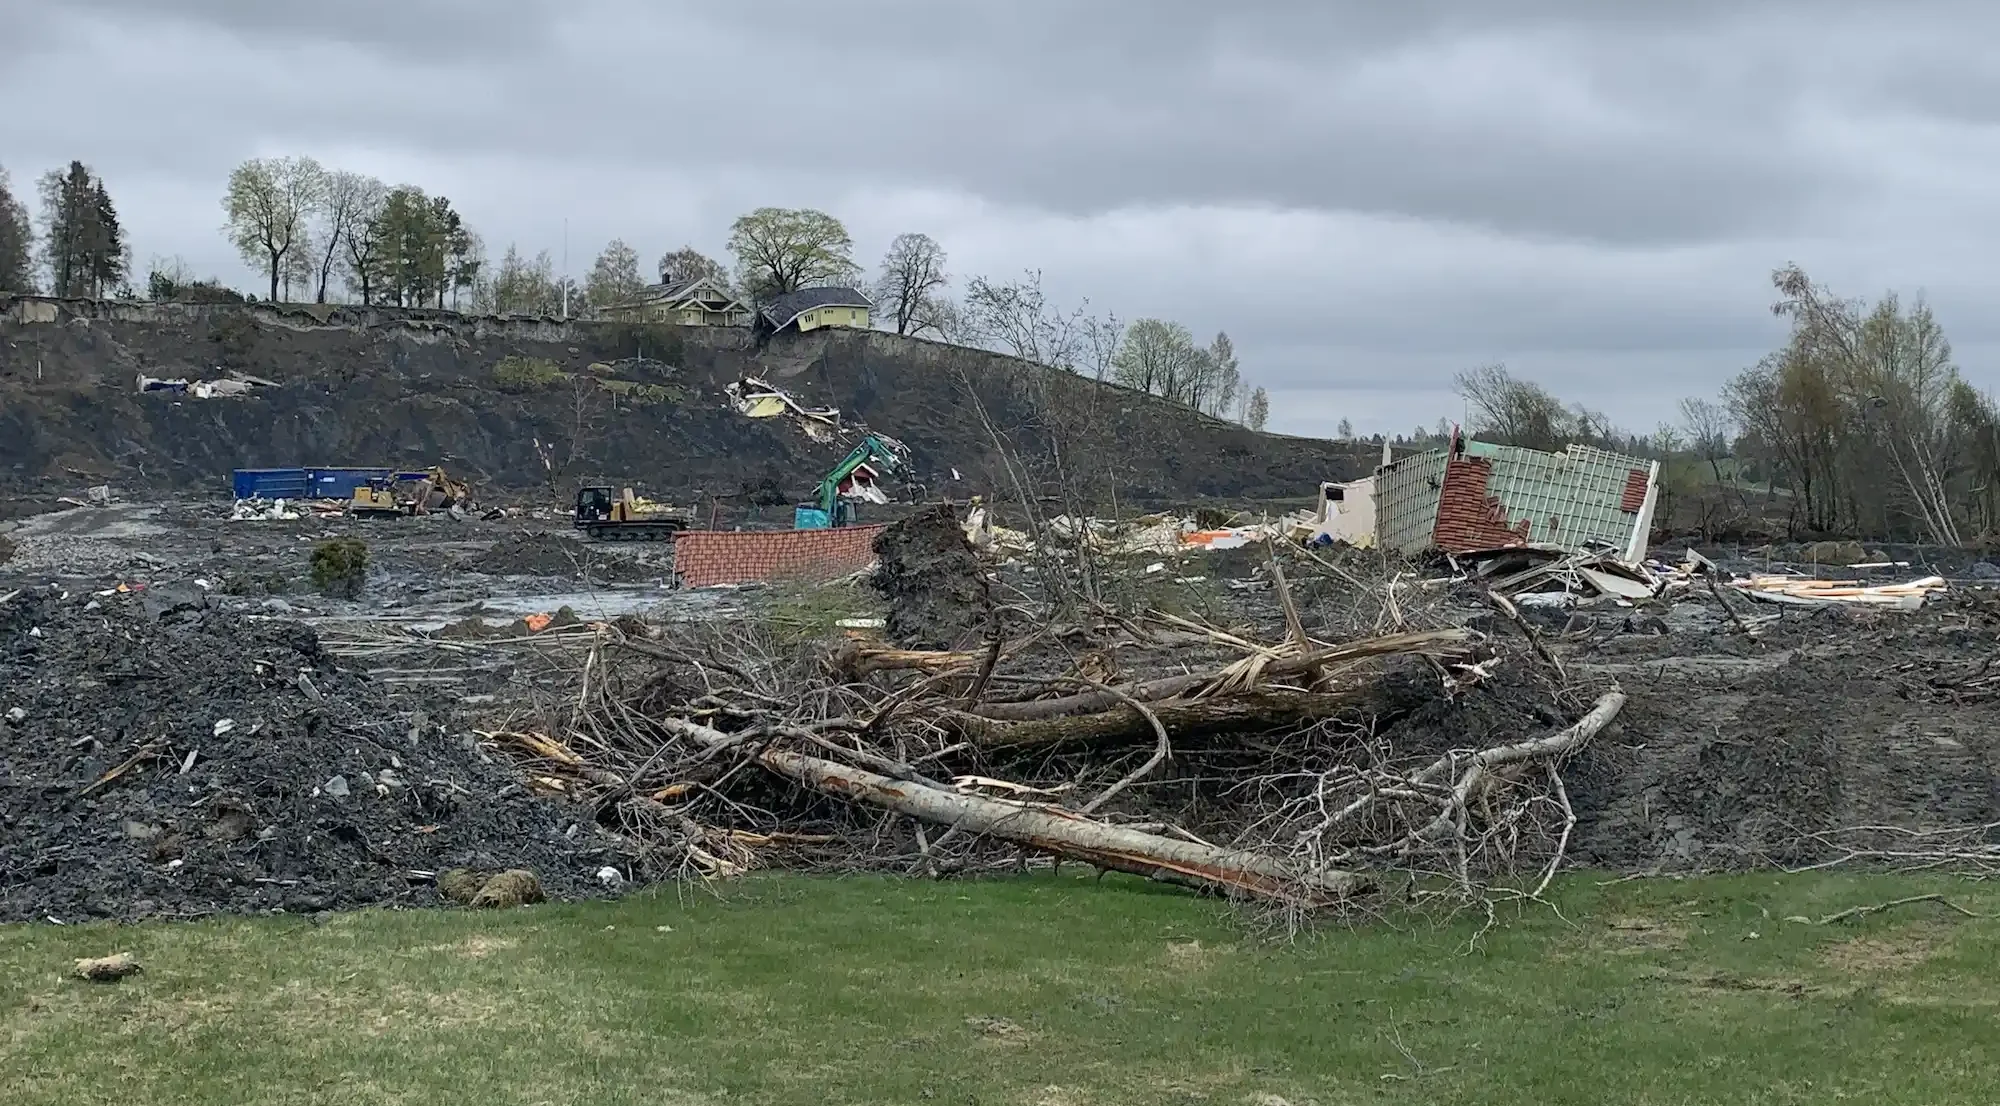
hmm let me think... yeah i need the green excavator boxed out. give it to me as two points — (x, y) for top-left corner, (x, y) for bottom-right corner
(794, 433), (911, 529)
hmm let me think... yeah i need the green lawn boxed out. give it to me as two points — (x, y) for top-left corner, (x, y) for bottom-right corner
(3, 872), (1997, 1105)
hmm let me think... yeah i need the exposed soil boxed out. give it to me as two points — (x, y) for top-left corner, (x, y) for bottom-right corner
(872, 504), (993, 650)
(1563, 589), (2000, 870)
(0, 587), (630, 923)
(6, 474), (1999, 917)
(456, 530), (665, 584)
(0, 298), (1368, 508)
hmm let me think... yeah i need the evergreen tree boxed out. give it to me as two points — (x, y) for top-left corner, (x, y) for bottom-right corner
(36, 162), (125, 297)
(0, 166), (32, 293)
(89, 179), (128, 297)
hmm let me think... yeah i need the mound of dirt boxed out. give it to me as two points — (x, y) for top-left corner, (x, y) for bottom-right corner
(457, 531), (660, 582)
(0, 588), (629, 922)
(1359, 590), (2000, 873)
(1566, 594), (2000, 869)
(872, 504), (990, 649)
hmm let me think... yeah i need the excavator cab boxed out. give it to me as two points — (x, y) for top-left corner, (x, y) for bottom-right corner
(574, 486), (615, 522)
(572, 485), (687, 541)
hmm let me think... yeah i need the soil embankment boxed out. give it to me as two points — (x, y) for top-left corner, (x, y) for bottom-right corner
(0, 295), (1364, 508)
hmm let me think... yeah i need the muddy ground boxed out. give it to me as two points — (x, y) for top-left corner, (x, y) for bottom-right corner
(1565, 587), (2000, 869)
(4, 496), (1998, 921)
(0, 586), (634, 923)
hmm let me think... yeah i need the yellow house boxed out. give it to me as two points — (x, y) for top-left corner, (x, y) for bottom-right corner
(761, 286), (872, 334)
(599, 276), (753, 326)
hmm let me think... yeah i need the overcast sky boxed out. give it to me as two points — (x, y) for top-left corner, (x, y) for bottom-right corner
(6, 0), (1999, 437)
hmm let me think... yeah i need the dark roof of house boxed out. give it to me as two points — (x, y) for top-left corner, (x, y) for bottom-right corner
(611, 275), (743, 310)
(761, 286), (872, 328)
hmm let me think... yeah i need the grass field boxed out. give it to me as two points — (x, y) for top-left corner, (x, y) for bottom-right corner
(3, 872), (1997, 1105)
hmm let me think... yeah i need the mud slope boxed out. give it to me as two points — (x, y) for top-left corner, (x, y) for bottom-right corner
(0, 296), (1361, 504)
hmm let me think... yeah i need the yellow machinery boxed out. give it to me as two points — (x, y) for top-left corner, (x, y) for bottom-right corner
(573, 486), (691, 541)
(350, 477), (407, 518)
(349, 466), (472, 518)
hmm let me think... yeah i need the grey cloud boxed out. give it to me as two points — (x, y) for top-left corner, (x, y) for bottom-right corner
(25, 0), (1933, 244)
(9, 0), (2000, 435)
(52, 0), (558, 61)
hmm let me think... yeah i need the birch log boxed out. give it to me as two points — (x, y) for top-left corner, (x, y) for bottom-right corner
(654, 718), (1365, 904)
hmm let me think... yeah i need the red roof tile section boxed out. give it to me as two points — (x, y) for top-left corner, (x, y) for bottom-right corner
(1431, 457), (1532, 553)
(1619, 468), (1650, 513)
(674, 525), (887, 588)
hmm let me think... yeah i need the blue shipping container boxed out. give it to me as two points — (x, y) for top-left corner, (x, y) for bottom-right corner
(232, 468), (310, 500)
(304, 468), (397, 500)
(232, 467), (432, 501)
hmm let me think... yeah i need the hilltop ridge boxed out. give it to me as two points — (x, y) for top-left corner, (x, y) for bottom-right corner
(0, 295), (1359, 508)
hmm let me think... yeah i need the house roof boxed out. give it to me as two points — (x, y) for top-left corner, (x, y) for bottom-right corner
(609, 275), (745, 311)
(761, 286), (872, 329)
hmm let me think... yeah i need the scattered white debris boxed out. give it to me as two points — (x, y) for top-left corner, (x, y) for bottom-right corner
(1730, 575), (1948, 611)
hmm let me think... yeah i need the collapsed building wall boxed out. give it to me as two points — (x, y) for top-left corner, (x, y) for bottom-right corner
(1373, 437), (1659, 559)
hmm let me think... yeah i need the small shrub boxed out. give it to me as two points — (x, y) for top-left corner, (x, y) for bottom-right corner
(597, 379), (685, 406)
(310, 537), (369, 598)
(492, 355), (565, 393)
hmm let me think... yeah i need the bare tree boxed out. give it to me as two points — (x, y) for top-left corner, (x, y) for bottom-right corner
(281, 228), (317, 301)
(312, 171), (385, 303)
(656, 245), (727, 287)
(1454, 363), (1578, 453)
(1677, 397), (1732, 488)
(962, 269), (1088, 370)
(1246, 386), (1270, 432)
(1205, 331), (1241, 418)
(476, 245), (569, 316)
(873, 232), (950, 336)
(584, 238), (645, 312)
(1113, 318), (1206, 401)
(1741, 264), (1982, 543)
(1078, 312), (1123, 382)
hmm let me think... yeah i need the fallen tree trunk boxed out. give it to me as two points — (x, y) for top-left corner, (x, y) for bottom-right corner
(970, 672), (1211, 721)
(653, 718), (1365, 904)
(950, 688), (1382, 749)
(831, 641), (990, 678)
(968, 628), (1472, 722)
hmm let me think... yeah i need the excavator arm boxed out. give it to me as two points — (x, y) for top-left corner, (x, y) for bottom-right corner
(804, 433), (911, 527)
(815, 434), (909, 514)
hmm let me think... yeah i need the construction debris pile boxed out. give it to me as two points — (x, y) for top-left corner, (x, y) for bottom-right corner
(228, 466), (473, 522)
(0, 586), (631, 923)
(472, 506), (1634, 913)
(138, 369), (280, 399)
(726, 376), (841, 442)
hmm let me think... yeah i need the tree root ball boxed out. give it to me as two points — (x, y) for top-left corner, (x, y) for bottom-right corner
(469, 869), (545, 909)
